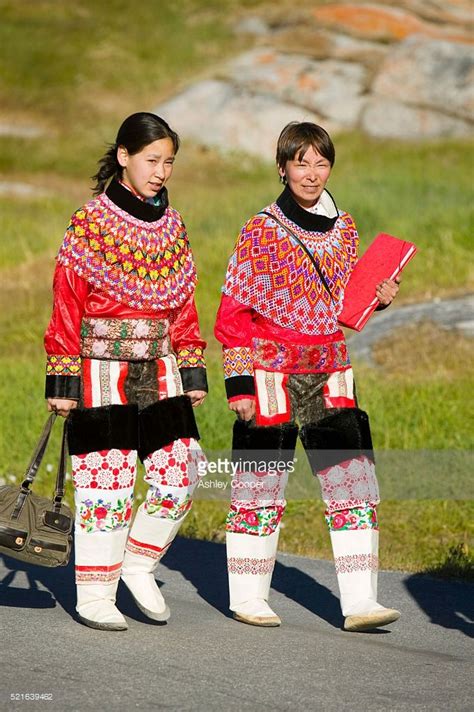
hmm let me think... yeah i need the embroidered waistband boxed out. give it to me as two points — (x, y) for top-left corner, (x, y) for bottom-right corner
(252, 337), (350, 373)
(80, 317), (171, 361)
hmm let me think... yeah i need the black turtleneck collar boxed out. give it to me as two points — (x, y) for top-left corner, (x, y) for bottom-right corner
(276, 185), (338, 233)
(105, 179), (169, 222)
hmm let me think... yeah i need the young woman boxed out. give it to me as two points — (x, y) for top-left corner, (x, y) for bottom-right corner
(215, 121), (400, 632)
(45, 112), (207, 631)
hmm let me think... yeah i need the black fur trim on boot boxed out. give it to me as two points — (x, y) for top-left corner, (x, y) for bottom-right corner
(67, 404), (139, 455)
(300, 408), (374, 473)
(138, 395), (200, 461)
(232, 419), (298, 469)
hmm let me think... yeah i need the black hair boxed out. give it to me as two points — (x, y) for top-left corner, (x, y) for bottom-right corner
(276, 122), (335, 173)
(92, 112), (180, 195)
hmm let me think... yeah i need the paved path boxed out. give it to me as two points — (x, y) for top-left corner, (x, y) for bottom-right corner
(347, 294), (474, 363)
(1, 539), (472, 711)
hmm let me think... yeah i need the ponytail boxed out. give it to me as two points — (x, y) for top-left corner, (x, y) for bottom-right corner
(90, 113), (180, 196)
(91, 144), (120, 196)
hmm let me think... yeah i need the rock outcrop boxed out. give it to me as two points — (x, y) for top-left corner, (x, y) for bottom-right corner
(155, 1), (473, 156)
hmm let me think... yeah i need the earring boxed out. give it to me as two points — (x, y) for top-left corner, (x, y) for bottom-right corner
(279, 174), (286, 185)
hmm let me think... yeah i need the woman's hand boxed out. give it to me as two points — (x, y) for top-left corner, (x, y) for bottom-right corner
(376, 276), (401, 307)
(47, 398), (78, 418)
(229, 398), (256, 422)
(186, 390), (207, 408)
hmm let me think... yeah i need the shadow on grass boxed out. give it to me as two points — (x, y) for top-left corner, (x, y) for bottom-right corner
(423, 544), (474, 582)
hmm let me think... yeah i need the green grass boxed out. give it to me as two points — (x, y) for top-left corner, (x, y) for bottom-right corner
(0, 1), (472, 578)
(0, 196), (76, 267)
(331, 135), (474, 299)
(0, 0), (260, 123)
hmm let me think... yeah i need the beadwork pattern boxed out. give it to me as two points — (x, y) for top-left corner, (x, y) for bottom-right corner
(57, 194), (197, 311)
(223, 346), (254, 379)
(46, 354), (82, 376)
(176, 346), (206, 369)
(223, 207), (359, 335)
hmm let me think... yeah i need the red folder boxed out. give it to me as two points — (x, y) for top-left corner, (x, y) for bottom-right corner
(338, 233), (417, 331)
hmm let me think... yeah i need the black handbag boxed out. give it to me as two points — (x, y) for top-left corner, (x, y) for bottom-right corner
(0, 414), (73, 567)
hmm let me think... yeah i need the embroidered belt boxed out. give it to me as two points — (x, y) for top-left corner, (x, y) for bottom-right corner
(252, 337), (350, 373)
(80, 317), (171, 361)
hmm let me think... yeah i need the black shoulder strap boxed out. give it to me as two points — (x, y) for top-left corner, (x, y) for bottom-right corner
(12, 414), (68, 519)
(260, 211), (335, 303)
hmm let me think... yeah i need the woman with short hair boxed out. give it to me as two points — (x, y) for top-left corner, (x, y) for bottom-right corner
(215, 121), (400, 632)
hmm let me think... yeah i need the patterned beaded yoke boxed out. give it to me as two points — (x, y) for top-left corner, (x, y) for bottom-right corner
(223, 201), (359, 336)
(57, 186), (197, 312)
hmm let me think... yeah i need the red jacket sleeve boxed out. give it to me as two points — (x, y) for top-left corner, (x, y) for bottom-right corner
(214, 293), (255, 400)
(44, 264), (89, 399)
(169, 294), (208, 392)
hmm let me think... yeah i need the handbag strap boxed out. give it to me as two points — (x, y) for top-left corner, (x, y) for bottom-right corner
(260, 210), (335, 304)
(12, 414), (68, 519)
(53, 422), (68, 512)
(21, 413), (57, 489)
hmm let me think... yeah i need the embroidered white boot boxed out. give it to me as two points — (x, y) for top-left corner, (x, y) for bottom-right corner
(121, 505), (184, 622)
(75, 530), (129, 631)
(227, 529), (281, 627)
(330, 529), (400, 632)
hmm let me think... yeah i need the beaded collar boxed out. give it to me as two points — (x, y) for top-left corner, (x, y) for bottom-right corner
(222, 192), (359, 335)
(56, 185), (196, 312)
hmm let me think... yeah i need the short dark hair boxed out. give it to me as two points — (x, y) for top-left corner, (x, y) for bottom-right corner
(92, 112), (180, 195)
(276, 122), (335, 169)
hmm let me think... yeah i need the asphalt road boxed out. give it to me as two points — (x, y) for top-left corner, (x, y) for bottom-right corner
(1, 538), (472, 711)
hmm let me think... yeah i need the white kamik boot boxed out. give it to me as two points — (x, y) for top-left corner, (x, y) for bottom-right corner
(121, 505), (184, 622)
(75, 530), (129, 631)
(227, 529), (281, 627)
(331, 528), (400, 632)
